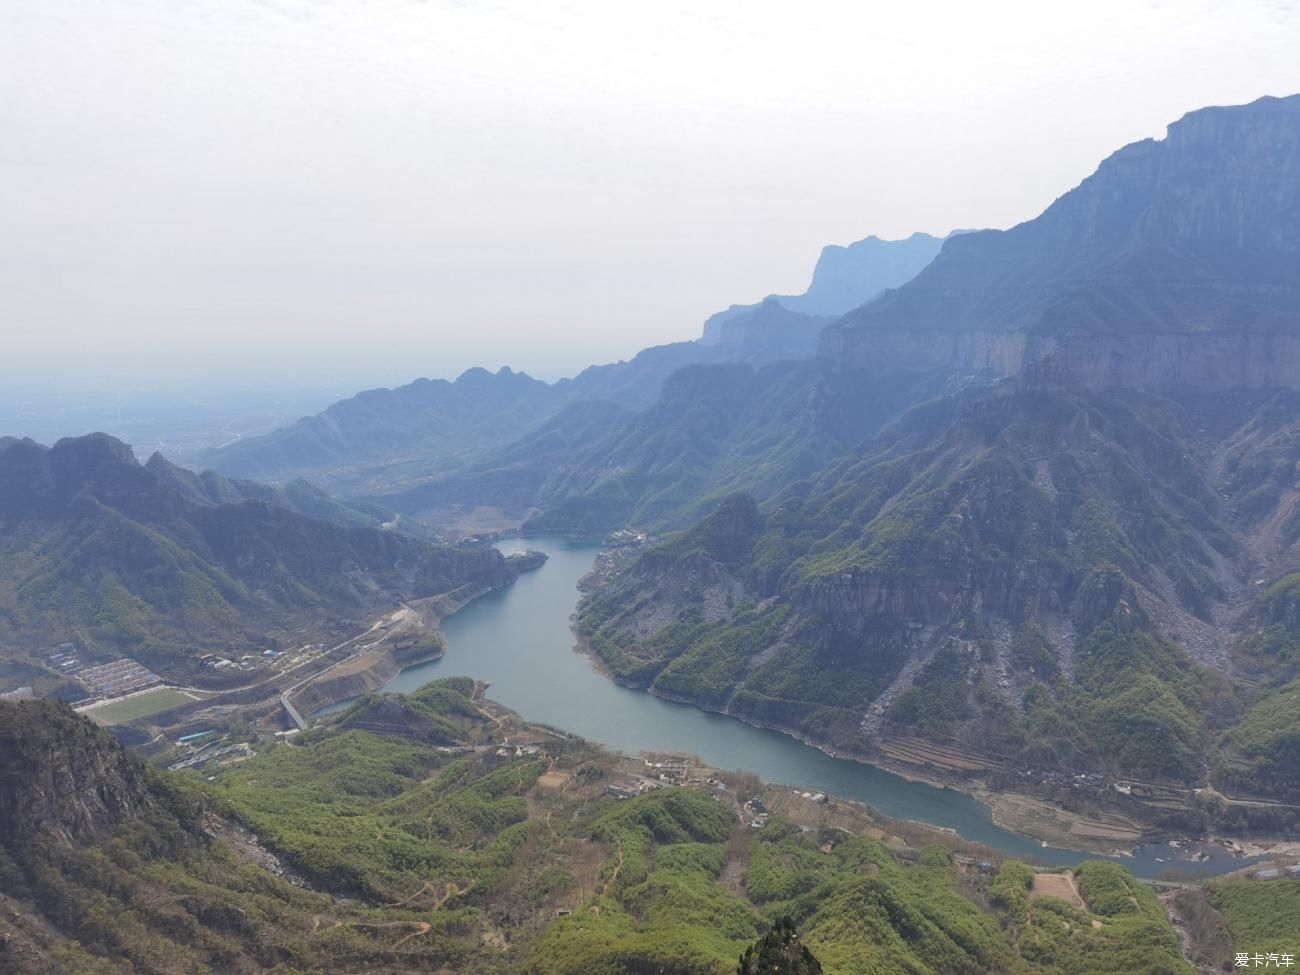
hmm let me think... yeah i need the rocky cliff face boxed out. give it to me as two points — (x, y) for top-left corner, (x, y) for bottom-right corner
(819, 327), (1027, 377)
(789, 562), (1062, 636)
(1025, 330), (1300, 389)
(0, 699), (159, 847)
(825, 94), (1300, 390)
(824, 325), (1300, 390)
(602, 496), (763, 638)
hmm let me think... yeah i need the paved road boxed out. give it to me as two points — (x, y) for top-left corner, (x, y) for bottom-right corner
(280, 605), (421, 729)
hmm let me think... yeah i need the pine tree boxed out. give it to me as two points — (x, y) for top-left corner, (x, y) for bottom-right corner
(737, 916), (822, 974)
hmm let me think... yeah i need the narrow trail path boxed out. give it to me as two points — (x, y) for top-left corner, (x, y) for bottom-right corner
(600, 845), (625, 899)
(390, 881), (433, 907)
(430, 882), (464, 911)
(342, 919), (434, 947)
(393, 922), (433, 947)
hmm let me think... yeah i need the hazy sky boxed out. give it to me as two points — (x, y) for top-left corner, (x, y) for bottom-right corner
(3, 1), (1300, 391)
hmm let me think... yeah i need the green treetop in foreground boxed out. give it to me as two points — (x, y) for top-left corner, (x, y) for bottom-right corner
(738, 917), (823, 974)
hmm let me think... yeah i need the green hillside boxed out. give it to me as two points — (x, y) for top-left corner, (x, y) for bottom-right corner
(0, 686), (1211, 974)
(0, 434), (515, 684)
(576, 387), (1300, 810)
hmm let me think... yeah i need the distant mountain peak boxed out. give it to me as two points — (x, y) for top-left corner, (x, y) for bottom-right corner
(51, 430), (137, 465)
(701, 230), (958, 342)
(456, 364), (535, 386)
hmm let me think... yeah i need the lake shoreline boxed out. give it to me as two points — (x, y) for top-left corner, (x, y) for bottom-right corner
(569, 573), (1275, 871)
(569, 599), (1160, 858)
(350, 536), (1259, 879)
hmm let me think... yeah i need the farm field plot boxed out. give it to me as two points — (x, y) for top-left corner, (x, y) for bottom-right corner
(1031, 870), (1087, 910)
(82, 687), (195, 725)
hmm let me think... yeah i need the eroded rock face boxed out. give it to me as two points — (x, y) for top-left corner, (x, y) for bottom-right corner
(614, 550), (747, 644)
(819, 327), (1027, 378)
(1023, 331), (1300, 389)
(823, 327), (1300, 390)
(790, 562), (1062, 636)
(0, 699), (155, 846)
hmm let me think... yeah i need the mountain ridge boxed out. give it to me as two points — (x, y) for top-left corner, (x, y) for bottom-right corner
(823, 93), (1300, 388)
(204, 228), (951, 492)
(0, 433), (519, 682)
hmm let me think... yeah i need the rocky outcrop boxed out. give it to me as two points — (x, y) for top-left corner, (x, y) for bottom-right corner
(577, 500), (765, 663)
(819, 327), (1027, 377)
(790, 562), (1063, 637)
(613, 551), (747, 644)
(0, 699), (158, 846)
(505, 549), (549, 573)
(824, 326), (1300, 390)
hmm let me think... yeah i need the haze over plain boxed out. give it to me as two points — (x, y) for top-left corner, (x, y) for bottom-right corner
(3, 0), (1300, 393)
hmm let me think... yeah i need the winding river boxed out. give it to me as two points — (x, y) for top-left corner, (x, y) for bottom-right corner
(345, 536), (1251, 880)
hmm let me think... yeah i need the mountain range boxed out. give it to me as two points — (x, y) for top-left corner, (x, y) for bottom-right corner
(176, 97), (1300, 817)
(5, 92), (1300, 971)
(0, 433), (520, 689)
(573, 94), (1300, 814)
(12, 96), (1300, 802)
(203, 232), (958, 494)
